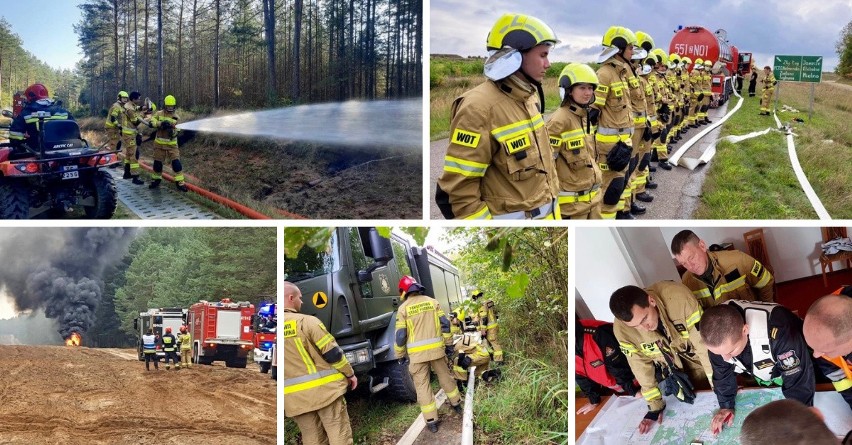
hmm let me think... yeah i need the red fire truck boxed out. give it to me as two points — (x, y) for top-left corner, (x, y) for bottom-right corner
(669, 26), (752, 105)
(187, 298), (255, 368)
(253, 302), (276, 373)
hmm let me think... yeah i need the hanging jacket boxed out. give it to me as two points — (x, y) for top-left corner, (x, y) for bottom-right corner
(576, 319), (638, 404)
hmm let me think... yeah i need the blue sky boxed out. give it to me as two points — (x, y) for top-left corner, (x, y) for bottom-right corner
(431, 0), (851, 71)
(0, 0), (84, 71)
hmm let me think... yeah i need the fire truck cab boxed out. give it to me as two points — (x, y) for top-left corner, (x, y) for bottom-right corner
(187, 298), (255, 368)
(133, 308), (188, 361)
(252, 302), (277, 373)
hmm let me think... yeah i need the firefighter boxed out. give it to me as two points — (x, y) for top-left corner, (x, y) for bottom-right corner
(546, 63), (602, 219)
(679, 56), (695, 129)
(759, 66), (777, 115)
(671, 230), (774, 308)
(105, 91), (128, 152)
(803, 288), (852, 411)
(449, 307), (466, 335)
(650, 49), (673, 171)
(748, 64), (758, 97)
(8, 83), (74, 151)
(120, 91), (150, 185)
(284, 281), (356, 445)
(160, 327), (179, 370)
(700, 301), (816, 435)
(471, 290), (503, 363)
(699, 59), (714, 124)
(690, 58), (705, 128)
(450, 330), (493, 385)
(609, 282), (713, 434)
(149, 95), (188, 192)
(594, 26), (642, 219)
(664, 54), (683, 148)
(142, 328), (159, 371)
(178, 325), (192, 369)
(575, 317), (639, 415)
(435, 13), (560, 220)
(630, 32), (658, 208)
(395, 275), (462, 433)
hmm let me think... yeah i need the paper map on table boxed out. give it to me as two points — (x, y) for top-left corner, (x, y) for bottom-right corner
(577, 388), (852, 444)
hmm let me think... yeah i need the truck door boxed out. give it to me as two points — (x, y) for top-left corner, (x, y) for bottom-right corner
(347, 228), (401, 319)
(284, 230), (339, 331)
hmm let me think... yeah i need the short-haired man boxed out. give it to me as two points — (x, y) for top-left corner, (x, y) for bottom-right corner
(671, 229), (774, 308)
(700, 301), (815, 435)
(803, 287), (852, 411)
(610, 281), (713, 434)
(741, 399), (839, 445)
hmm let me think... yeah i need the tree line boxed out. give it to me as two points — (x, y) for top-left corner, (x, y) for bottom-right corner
(89, 227), (276, 347)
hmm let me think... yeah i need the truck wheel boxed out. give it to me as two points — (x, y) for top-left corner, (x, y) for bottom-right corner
(259, 361), (271, 374)
(0, 184), (30, 219)
(226, 357), (248, 368)
(83, 170), (117, 219)
(379, 360), (417, 402)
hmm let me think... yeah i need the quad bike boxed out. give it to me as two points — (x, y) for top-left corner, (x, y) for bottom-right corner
(0, 111), (120, 219)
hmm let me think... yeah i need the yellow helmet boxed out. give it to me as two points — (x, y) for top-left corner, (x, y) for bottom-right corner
(602, 26), (637, 50)
(471, 290), (484, 299)
(650, 48), (668, 66)
(704, 59), (712, 67)
(694, 58), (704, 65)
(681, 56), (692, 66)
(668, 53), (681, 68)
(164, 95), (177, 107)
(558, 63), (598, 102)
(118, 91), (129, 99)
(634, 31), (655, 53)
(486, 13), (559, 52)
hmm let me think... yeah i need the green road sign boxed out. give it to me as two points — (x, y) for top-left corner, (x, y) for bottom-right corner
(774, 55), (822, 82)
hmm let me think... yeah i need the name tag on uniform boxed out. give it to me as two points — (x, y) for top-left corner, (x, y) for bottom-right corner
(505, 133), (531, 154)
(452, 128), (481, 148)
(407, 301), (434, 316)
(566, 137), (584, 150)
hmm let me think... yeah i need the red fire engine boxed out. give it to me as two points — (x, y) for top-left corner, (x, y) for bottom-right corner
(669, 26), (752, 104)
(187, 298), (255, 368)
(253, 302), (276, 374)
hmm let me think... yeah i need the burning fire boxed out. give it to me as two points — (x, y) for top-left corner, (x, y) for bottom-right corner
(65, 332), (82, 347)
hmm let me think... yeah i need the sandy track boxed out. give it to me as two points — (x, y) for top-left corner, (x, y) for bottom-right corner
(0, 345), (276, 444)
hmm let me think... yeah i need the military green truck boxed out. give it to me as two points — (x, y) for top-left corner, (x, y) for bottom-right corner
(284, 227), (463, 401)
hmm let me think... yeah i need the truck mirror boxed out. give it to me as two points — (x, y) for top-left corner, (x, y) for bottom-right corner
(1, 110), (11, 118)
(365, 228), (393, 262)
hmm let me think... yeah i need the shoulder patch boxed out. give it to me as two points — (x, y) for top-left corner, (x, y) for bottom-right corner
(751, 261), (763, 277)
(777, 349), (800, 370)
(452, 128), (481, 148)
(590, 359), (605, 368)
(283, 320), (297, 338)
(549, 136), (562, 148)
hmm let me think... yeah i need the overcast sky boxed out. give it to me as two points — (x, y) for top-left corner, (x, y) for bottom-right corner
(430, 0), (851, 71)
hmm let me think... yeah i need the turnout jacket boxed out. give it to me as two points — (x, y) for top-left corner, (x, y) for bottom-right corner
(576, 319), (638, 404)
(436, 74), (558, 220)
(394, 293), (452, 364)
(546, 101), (601, 195)
(283, 307), (354, 417)
(681, 250), (774, 308)
(709, 300), (815, 409)
(614, 281), (714, 412)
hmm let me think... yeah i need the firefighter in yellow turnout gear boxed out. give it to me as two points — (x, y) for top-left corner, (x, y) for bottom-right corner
(594, 26), (641, 219)
(283, 281), (356, 445)
(395, 276), (462, 433)
(471, 290), (504, 363)
(178, 325), (192, 369)
(759, 66), (777, 115)
(628, 31), (658, 210)
(149, 95), (188, 192)
(120, 91), (149, 185)
(610, 282), (714, 434)
(105, 91), (128, 153)
(546, 63), (603, 219)
(435, 13), (560, 220)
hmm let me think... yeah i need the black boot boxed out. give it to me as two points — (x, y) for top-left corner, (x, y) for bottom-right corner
(636, 192), (654, 202)
(123, 164), (132, 179)
(630, 202), (646, 215)
(176, 182), (189, 192)
(132, 176), (145, 185)
(645, 181), (658, 189)
(453, 403), (463, 415)
(648, 165), (657, 172)
(616, 211), (635, 220)
(658, 161), (673, 170)
(148, 179), (161, 189)
(427, 420), (440, 433)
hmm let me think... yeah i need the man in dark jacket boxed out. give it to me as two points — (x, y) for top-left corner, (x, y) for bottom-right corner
(8, 83), (74, 150)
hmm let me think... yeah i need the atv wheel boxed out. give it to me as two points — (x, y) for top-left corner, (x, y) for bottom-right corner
(83, 170), (117, 219)
(0, 183), (30, 219)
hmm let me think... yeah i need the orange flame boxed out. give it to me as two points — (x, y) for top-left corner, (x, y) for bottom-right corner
(65, 332), (82, 346)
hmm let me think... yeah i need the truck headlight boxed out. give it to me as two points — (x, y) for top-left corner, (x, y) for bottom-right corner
(344, 348), (371, 365)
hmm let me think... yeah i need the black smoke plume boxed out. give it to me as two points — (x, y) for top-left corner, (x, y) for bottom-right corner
(0, 228), (136, 340)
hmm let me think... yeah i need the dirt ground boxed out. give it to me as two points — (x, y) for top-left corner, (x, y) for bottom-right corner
(0, 345), (276, 444)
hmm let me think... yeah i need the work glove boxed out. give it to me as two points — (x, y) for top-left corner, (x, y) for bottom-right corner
(457, 352), (472, 369)
(161, 120), (173, 130)
(658, 104), (670, 115)
(587, 108), (601, 126)
(697, 93), (705, 102)
(642, 124), (652, 141)
(662, 368), (696, 404)
(445, 345), (455, 359)
(605, 140), (633, 171)
(135, 134), (142, 146)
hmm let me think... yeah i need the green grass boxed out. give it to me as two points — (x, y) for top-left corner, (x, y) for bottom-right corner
(695, 81), (852, 219)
